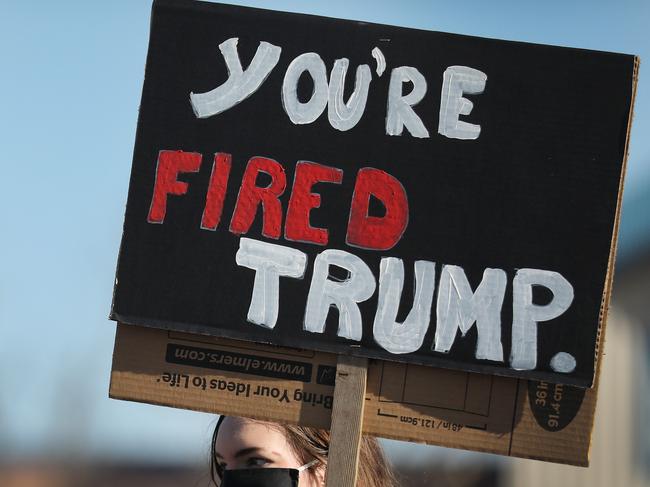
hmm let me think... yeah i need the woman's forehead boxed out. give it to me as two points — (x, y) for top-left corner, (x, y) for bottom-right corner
(215, 417), (293, 457)
(219, 417), (278, 436)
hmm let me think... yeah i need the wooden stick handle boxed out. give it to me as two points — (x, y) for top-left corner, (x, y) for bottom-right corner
(325, 355), (368, 487)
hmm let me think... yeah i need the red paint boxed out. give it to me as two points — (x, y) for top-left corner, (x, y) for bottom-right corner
(201, 152), (233, 230)
(229, 157), (287, 239)
(147, 150), (202, 223)
(346, 167), (409, 250)
(285, 161), (343, 245)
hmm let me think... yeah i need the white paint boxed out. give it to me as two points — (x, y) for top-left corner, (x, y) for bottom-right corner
(236, 238), (307, 329)
(281, 53), (329, 124)
(371, 47), (386, 76)
(190, 38), (281, 119)
(385, 66), (430, 138)
(328, 58), (372, 131)
(373, 258), (435, 354)
(304, 249), (376, 341)
(550, 352), (577, 373)
(434, 265), (506, 362)
(438, 65), (487, 140)
(510, 269), (574, 370)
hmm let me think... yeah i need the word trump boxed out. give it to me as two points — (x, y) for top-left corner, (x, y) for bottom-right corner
(189, 38), (487, 140)
(147, 150), (408, 250)
(236, 238), (576, 373)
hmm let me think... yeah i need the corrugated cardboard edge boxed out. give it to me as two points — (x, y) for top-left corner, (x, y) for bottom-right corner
(594, 56), (640, 371)
(585, 55), (640, 466)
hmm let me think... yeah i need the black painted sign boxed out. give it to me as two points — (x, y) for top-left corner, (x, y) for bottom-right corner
(111, 0), (637, 387)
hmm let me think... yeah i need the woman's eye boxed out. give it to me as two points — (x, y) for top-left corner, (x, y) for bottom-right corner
(246, 457), (271, 468)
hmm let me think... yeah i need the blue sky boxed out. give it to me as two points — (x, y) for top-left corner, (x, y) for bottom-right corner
(0, 0), (648, 464)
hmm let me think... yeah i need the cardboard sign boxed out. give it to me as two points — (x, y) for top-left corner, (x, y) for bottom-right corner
(110, 0), (637, 387)
(110, 323), (600, 466)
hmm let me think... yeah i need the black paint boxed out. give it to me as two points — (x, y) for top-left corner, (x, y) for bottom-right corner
(166, 343), (313, 382)
(528, 381), (586, 432)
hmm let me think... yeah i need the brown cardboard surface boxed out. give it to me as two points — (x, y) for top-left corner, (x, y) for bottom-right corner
(110, 323), (598, 466)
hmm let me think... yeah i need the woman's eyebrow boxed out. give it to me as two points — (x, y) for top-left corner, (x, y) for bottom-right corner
(215, 447), (281, 461)
(233, 447), (264, 459)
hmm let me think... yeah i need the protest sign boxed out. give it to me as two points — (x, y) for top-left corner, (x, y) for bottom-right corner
(110, 0), (637, 387)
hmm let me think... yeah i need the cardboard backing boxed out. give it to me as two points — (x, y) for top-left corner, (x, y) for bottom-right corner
(110, 323), (599, 466)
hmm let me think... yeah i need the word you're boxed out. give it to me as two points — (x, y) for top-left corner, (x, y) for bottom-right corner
(189, 38), (487, 140)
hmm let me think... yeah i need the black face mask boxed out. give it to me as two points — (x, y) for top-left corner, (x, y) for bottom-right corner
(219, 460), (318, 487)
(219, 467), (300, 487)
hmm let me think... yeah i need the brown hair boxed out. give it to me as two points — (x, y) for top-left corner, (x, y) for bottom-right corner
(210, 416), (398, 487)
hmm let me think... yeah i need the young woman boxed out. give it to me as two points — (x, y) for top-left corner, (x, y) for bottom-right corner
(211, 415), (398, 487)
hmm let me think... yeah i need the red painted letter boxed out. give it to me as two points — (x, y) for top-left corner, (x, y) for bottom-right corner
(285, 161), (343, 245)
(346, 168), (409, 250)
(201, 153), (232, 230)
(147, 150), (202, 223)
(229, 157), (286, 239)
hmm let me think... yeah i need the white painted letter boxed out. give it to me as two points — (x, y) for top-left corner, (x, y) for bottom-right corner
(386, 67), (430, 138)
(510, 269), (574, 370)
(438, 66), (487, 140)
(190, 38), (281, 119)
(373, 258), (435, 354)
(304, 249), (376, 341)
(282, 53), (329, 124)
(434, 265), (506, 362)
(328, 58), (372, 131)
(236, 238), (307, 329)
